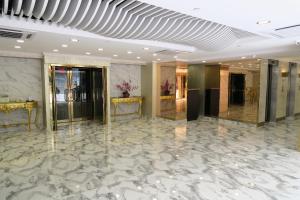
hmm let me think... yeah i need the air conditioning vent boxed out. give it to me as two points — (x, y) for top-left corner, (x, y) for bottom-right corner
(275, 24), (300, 37)
(155, 50), (191, 56)
(0, 28), (35, 39)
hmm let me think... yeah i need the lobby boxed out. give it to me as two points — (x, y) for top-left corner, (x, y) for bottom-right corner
(1, 0), (300, 200)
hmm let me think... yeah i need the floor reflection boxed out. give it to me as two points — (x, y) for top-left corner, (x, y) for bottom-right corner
(0, 117), (300, 200)
(219, 102), (258, 123)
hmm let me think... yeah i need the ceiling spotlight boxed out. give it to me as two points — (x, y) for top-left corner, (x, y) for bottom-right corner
(53, 49), (59, 52)
(218, 62), (222, 65)
(241, 56), (246, 59)
(14, 45), (21, 49)
(143, 47), (149, 50)
(202, 60), (206, 63)
(157, 58), (161, 61)
(85, 52), (91, 55)
(127, 51), (133, 54)
(113, 54), (118, 57)
(62, 44), (68, 48)
(137, 56), (141, 59)
(98, 48), (103, 51)
(71, 38), (79, 42)
(174, 56), (178, 59)
(16, 39), (24, 43)
(153, 53), (157, 56)
(257, 20), (271, 25)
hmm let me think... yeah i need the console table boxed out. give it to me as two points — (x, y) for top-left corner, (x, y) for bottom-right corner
(111, 97), (143, 121)
(0, 101), (38, 130)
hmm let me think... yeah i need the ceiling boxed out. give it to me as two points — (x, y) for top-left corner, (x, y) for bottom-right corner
(0, 0), (300, 63)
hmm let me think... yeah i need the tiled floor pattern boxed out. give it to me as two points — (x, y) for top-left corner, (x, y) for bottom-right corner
(0, 117), (300, 200)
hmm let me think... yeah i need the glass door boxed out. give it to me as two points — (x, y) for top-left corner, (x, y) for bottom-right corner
(53, 66), (105, 127)
(54, 67), (70, 122)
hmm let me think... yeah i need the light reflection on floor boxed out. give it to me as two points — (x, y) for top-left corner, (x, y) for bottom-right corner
(0, 117), (300, 200)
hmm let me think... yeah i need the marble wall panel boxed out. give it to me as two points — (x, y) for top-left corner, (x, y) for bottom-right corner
(295, 64), (300, 114)
(110, 64), (141, 118)
(0, 57), (43, 132)
(276, 62), (289, 119)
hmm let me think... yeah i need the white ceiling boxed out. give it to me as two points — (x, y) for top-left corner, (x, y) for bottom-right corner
(0, 0), (300, 63)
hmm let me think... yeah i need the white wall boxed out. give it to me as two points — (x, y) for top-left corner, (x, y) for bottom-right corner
(276, 62), (289, 119)
(0, 56), (43, 131)
(110, 63), (142, 117)
(295, 64), (300, 114)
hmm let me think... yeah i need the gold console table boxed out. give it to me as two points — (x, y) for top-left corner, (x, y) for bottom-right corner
(111, 97), (143, 121)
(0, 101), (38, 130)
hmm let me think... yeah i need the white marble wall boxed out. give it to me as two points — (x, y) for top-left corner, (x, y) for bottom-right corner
(110, 64), (141, 118)
(276, 62), (289, 119)
(258, 60), (268, 123)
(0, 56), (43, 131)
(295, 64), (300, 114)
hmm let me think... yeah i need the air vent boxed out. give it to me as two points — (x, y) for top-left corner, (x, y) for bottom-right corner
(0, 28), (35, 39)
(275, 24), (300, 37)
(155, 50), (191, 56)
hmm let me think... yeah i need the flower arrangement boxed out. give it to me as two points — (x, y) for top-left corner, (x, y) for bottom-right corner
(116, 80), (138, 98)
(161, 80), (174, 95)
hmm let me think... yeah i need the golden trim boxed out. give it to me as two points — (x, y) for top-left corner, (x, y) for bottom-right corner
(0, 101), (38, 130)
(160, 95), (176, 100)
(49, 65), (108, 130)
(111, 96), (143, 121)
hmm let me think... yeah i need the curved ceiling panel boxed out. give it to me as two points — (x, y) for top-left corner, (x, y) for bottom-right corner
(1, 0), (257, 51)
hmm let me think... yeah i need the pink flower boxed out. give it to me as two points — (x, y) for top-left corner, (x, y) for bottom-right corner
(116, 80), (138, 92)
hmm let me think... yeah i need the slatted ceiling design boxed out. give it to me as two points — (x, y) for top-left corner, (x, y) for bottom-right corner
(69, 0), (92, 27)
(60, 0), (82, 26)
(22, 0), (35, 16)
(77, 0), (101, 29)
(32, 0), (48, 19)
(42, 0), (59, 21)
(0, 0), (258, 51)
(51, 0), (71, 23)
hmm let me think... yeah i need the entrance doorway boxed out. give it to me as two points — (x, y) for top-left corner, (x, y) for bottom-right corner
(51, 66), (106, 130)
(229, 73), (245, 105)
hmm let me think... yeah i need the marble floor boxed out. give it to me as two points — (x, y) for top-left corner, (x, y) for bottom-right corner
(219, 102), (258, 123)
(1, 117), (300, 200)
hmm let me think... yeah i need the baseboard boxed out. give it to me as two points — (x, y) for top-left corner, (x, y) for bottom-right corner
(276, 117), (286, 122)
(257, 122), (265, 127)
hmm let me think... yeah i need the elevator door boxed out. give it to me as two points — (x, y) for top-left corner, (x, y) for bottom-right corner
(229, 73), (245, 105)
(54, 67), (104, 125)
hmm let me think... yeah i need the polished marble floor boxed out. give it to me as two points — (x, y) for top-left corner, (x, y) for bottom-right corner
(1, 117), (300, 200)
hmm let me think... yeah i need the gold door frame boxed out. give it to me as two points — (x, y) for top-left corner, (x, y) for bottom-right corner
(49, 64), (108, 130)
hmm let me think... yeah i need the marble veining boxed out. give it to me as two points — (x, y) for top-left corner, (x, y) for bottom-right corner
(0, 57), (43, 132)
(110, 64), (141, 118)
(0, 117), (300, 200)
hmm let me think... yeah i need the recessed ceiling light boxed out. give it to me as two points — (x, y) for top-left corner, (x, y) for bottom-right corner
(257, 20), (271, 25)
(143, 47), (149, 50)
(16, 39), (24, 43)
(241, 56), (246, 59)
(174, 56), (178, 59)
(98, 48), (103, 51)
(113, 54), (118, 57)
(53, 49), (59, 52)
(218, 62), (222, 65)
(137, 56), (141, 59)
(71, 38), (79, 42)
(62, 44), (68, 48)
(14, 45), (21, 49)
(85, 52), (91, 55)
(202, 60), (206, 63)
(157, 58), (161, 61)
(127, 51), (133, 54)
(153, 53), (157, 56)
